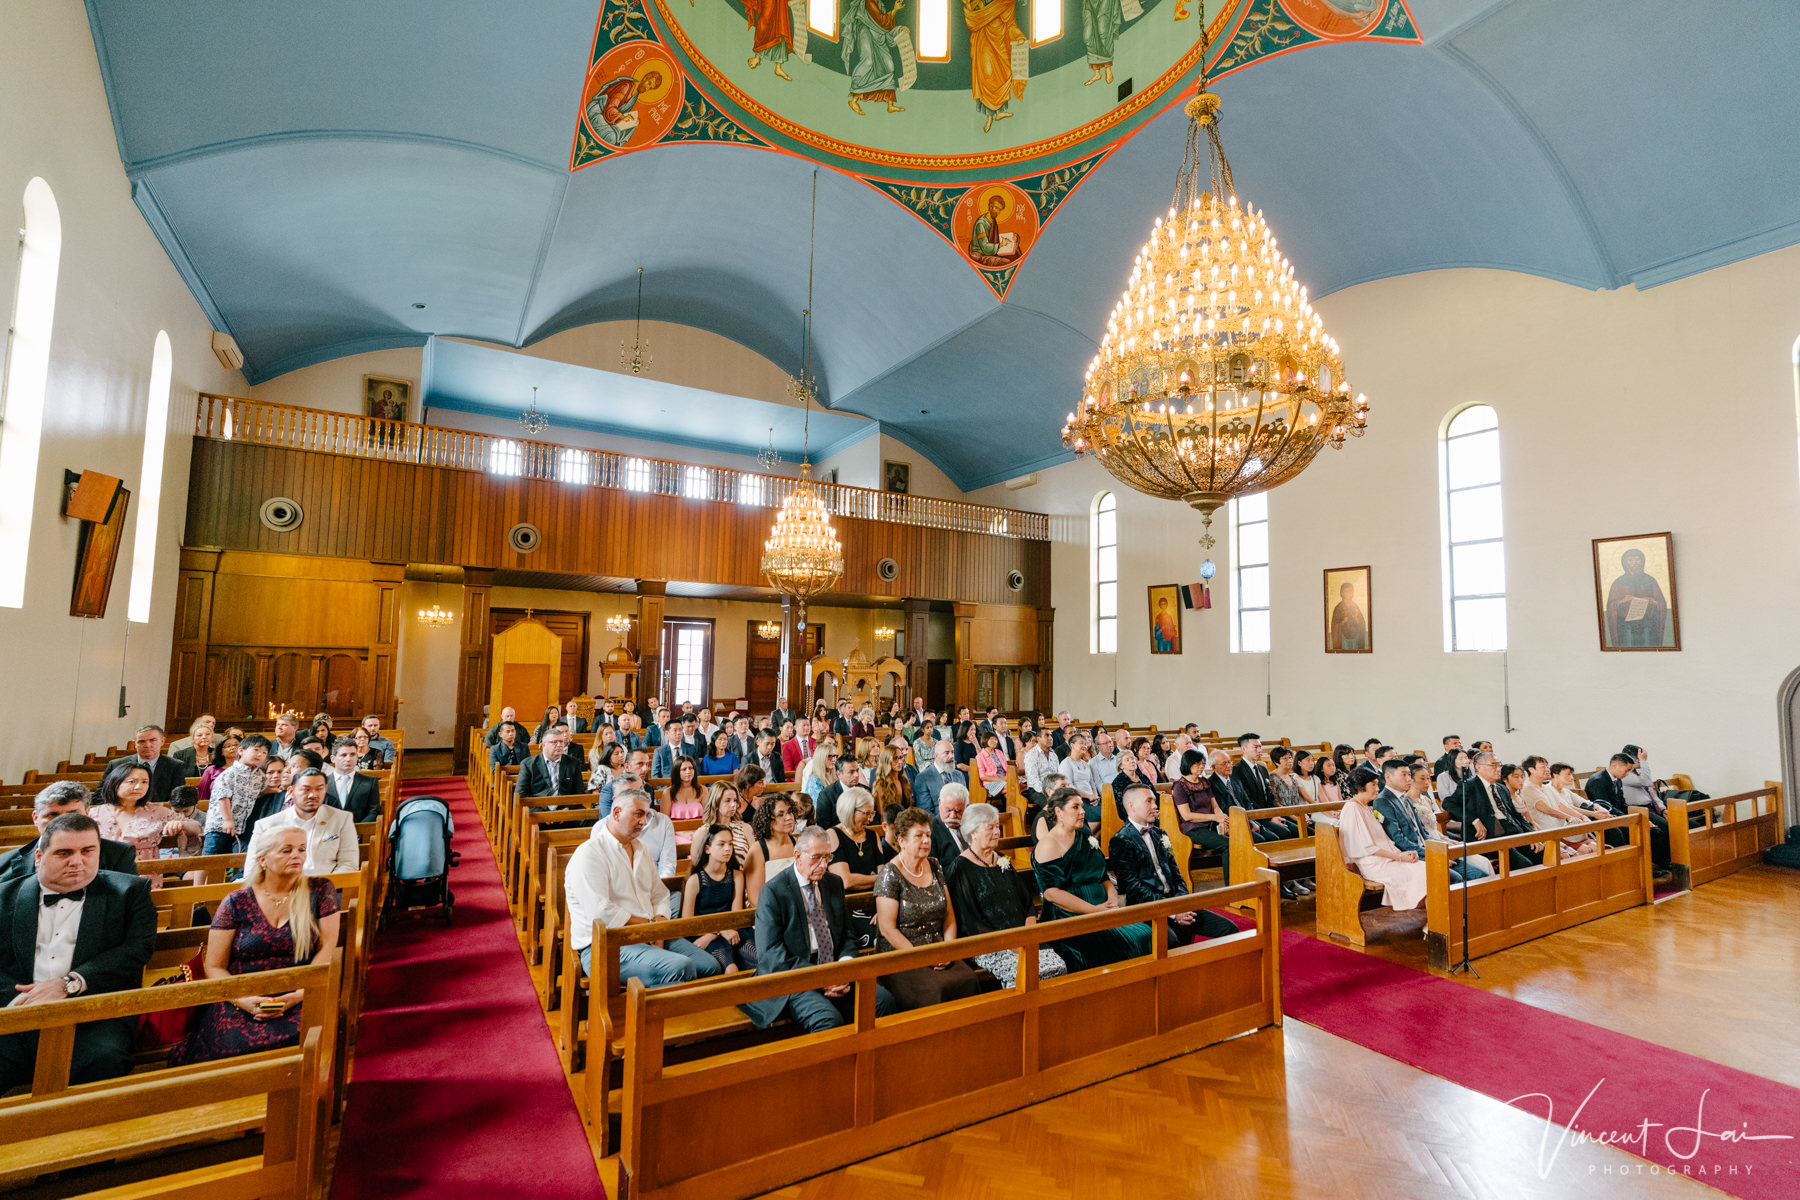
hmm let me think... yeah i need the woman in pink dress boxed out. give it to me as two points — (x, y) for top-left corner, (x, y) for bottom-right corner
(1335, 767), (1426, 910)
(90, 763), (202, 887)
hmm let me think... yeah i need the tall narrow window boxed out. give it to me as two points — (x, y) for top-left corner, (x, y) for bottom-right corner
(663, 618), (713, 708)
(1091, 491), (1117, 652)
(0, 178), (62, 609)
(488, 438), (523, 476)
(556, 447), (587, 484)
(682, 464), (710, 500)
(1031, 0), (1062, 44)
(1230, 492), (1270, 652)
(621, 456), (652, 492)
(808, 0), (838, 38)
(1441, 404), (1507, 650)
(126, 332), (173, 623)
(918, 0), (950, 59)
(738, 472), (766, 507)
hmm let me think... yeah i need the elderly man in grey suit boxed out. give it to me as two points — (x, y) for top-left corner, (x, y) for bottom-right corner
(739, 827), (895, 1033)
(911, 739), (966, 817)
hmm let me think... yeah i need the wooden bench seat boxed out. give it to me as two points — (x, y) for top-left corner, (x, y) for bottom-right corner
(1311, 815), (1398, 947)
(1667, 782), (1783, 890)
(1226, 801), (1344, 905)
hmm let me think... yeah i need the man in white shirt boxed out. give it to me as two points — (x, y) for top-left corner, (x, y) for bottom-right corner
(1164, 733), (1195, 782)
(257, 769), (360, 874)
(611, 778), (678, 881)
(565, 790), (719, 983)
(1021, 728), (1060, 807)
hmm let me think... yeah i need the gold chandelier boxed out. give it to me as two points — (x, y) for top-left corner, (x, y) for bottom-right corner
(1062, 85), (1368, 549)
(761, 170), (844, 624)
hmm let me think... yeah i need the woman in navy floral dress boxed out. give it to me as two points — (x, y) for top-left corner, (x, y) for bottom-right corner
(177, 824), (341, 1063)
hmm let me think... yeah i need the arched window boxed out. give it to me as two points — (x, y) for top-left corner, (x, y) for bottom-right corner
(126, 331), (173, 623)
(807, 0), (838, 37)
(0, 178), (62, 608)
(1091, 491), (1117, 652)
(1441, 404), (1507, 651)
(1229, 492), (1270, 653)
(488, 438), (523, 476)
(1031, 0), (1062, 43)
(682, 465), (710, 500)
(918, 0), (950, 59)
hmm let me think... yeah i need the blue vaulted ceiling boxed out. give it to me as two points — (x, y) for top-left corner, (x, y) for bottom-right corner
(84, 0), (1800, 490)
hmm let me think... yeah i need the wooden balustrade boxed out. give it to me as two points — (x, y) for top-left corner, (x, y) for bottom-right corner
(194, 393), (1048, 541)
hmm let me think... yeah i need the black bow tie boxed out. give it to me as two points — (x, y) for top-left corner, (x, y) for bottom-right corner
(43, 888), (84, 906)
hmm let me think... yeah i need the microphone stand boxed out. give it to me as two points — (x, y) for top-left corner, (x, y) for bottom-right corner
(1448, 776), (1479, 978)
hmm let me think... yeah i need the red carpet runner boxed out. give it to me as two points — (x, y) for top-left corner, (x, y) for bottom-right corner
(1281, 930), (1797, 1197)
(333, 777), (605, 1200)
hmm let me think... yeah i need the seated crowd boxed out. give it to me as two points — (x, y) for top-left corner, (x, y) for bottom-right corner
(525, 700), (1684, 1030)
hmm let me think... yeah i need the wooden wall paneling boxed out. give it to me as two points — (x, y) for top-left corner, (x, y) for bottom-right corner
(370, 562), (404, 725)
(902, 598), (930, 707)
(1037, 607), (1055, 715)
(778, 596), (804, 712)
(453, 569), (495, 773)
(953, 604), (976, 716)
(637, 582), (667, 707)
(165, 550), (220, 726)
(744, 619), (779, 713)
(490, 609), (589, 704)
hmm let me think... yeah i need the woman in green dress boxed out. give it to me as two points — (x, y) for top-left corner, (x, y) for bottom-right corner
(1031, 788), (1153, 971)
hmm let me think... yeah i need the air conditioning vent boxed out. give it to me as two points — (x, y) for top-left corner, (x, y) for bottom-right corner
(1007, 569), (1025, 592)
(258, 497), (303, 532)
(508, 523), (542, 554)
(877, 557), (899, 582)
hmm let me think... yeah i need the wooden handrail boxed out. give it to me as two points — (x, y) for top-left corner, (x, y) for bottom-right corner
(194, 392), (1049, 541)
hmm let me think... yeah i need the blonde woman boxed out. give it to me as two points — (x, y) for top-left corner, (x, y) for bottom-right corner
(800, 743), (834, 802)
(698, 781), (764, 885)
(176, 824), (341, 1063)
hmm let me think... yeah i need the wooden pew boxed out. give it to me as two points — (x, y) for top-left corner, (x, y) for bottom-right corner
(1226, 801), (1343, 904)
(0, 961), (336, 1198)
(1311, 814), (1393, 946)
(615, 869), (1284, 1200)
(1667, 782), (1783, 890)
(1424, 811), (1652, 970)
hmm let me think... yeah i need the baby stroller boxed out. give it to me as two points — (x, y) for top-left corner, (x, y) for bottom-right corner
(383, 795), (460, 928)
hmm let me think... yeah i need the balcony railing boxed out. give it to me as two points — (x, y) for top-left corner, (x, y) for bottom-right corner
(194, 394), (1048, 540)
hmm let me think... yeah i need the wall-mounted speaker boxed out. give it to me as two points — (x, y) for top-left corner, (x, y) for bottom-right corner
(877, 557), (899, 582)
(259, 497), (304, 532)
(508, 522), (542, 554)
(1007, 569), (1025, 592)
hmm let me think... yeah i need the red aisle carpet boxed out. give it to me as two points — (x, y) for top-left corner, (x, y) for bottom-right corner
(1281, 930), (1798, 1197)
(332, 777), (605, 1200)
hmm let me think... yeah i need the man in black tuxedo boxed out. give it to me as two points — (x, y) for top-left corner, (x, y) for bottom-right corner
(0, 783), (137, 881)
(1587, 753), (1669, 871)
(106, 725), (186, 808)
(0, 814), (157, 1090)
(1447, 752), (1540, 870)
(740, 827), (895, 1032)
(515, 727), (586, 799)
(1108, 783), (1237, 943)
(1230, 733), (1298, 840)
(324, 738), (384, 824)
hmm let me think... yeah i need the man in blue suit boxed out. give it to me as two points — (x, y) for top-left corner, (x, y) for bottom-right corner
(911, 739), (966, 817)
(1372, 761), (1490, 882)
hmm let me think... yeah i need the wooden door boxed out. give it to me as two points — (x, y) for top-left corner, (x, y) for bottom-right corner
(490, 608), (588, 705)
(744, 620), (780, 713)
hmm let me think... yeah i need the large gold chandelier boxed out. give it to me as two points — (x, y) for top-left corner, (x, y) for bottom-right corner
(761, 170), (843, 624)
(1063, 86), (1368, 548)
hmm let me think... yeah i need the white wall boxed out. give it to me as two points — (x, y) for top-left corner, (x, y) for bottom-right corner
(0, 0), (240, 781)
(249, 346), (423, 415)
(969, 258), (1800, 794)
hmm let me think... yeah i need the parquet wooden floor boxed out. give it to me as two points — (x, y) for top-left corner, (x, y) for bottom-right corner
(753, 1023), (1713, 1199)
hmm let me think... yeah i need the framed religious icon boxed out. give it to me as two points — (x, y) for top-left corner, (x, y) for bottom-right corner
(1323, 565), (1372, 653)
(363, 375), (411, 423)
(883, 459), (911, 494)
(1147, 584), (1182, 654)
(1593, 532), (1680, 651)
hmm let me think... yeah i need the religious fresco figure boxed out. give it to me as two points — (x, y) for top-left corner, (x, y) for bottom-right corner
(1082, 0), (1122, 86)
(745, 0), (795, 81)
(963, 0), (1027, 133)
(843, 0), (908, 114)
(585, 70), (664, 147)
(1329, 582), (1368, 651)
(967, 191), (1022, 264)
(1605, 548), (1669, 647)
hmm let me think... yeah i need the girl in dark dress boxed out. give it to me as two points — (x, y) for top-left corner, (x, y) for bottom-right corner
(177, 824), (341, 1064)
(681, 825), (755, 972)
(1032, 789), (1153, 971)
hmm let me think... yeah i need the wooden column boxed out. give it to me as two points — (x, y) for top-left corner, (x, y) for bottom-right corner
(902, 598), (930, 707)
(636, 580), (667, 707)
(953, 602), (976, 716)
(1036, 606), (1055, 716)
(164, 548), (221, 728)
(778, 595), (807, 712)
(452, 568), (494, 773)
(369, 562), (405, 727)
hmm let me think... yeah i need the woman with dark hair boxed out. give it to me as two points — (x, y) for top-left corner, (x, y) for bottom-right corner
(1292, 749), (1321, 802)
(1128, 737), (1161, 787)
(91, 762), (200, 880)
(351, 726), (382, 770)
(955, 721), (981, 770)
(700, 729), (740, 777)
(1032, 788), (1152, 970)
(1332, 743), (1358, 780)
(531, 705), (563, 744)
(1437, 748), (1472, 803)
(176, 823), (341, 1064)
(974, 731), (1008, 799)
(1333, 766), (1426, 910)
(747, 791), (797, 903)
(681, 824), (755, 973)
(1316, 753), (1343, 805)
(664, 756), (705, 820)
(874, 806), (986, 1010)
(698, 782), (761, 882)
(586, 740), (626, 797)
(1268, 745), (1305, 808)
(199, 732), (242, 806)
(1147, 733), (1169, 769)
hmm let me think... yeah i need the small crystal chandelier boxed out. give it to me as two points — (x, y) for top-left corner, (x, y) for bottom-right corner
(620, 267), (651, 375)
(761, 170), (844, 627)
(1063, 58), (1368, 549)
(605, 612), (631, 645)
(756, 620), (781, 639)
(874, 625), (895, 642)
(519, 386), (551, 437)
(416, 602), (453, 627)
(757, 427), (781, 473)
